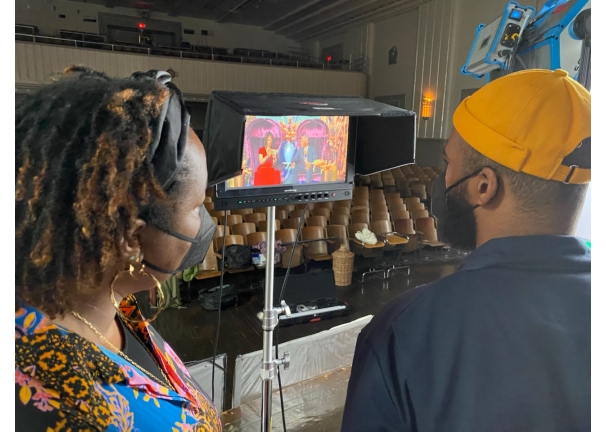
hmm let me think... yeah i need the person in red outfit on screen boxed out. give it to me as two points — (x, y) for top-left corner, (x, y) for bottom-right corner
(254, 132), (281, 186)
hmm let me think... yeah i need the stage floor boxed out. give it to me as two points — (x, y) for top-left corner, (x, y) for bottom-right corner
(137, 252), (463, 414)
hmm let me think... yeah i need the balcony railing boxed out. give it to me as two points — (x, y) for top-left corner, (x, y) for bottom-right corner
(16, 32), (365, 72)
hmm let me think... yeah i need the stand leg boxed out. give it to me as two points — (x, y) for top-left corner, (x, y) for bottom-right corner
(261, 207), (276, 432)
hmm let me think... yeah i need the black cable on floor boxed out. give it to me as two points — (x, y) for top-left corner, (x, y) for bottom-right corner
(274, 204), (309, 431)
(211, 210), (228, 404)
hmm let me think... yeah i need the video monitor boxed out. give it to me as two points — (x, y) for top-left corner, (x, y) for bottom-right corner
(225, 115), (349, 190)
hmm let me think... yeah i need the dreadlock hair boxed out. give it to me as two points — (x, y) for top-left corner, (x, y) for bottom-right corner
(15, 66), (183, 318)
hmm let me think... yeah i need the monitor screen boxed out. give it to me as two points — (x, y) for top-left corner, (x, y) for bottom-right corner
(225, 115), (349, 190)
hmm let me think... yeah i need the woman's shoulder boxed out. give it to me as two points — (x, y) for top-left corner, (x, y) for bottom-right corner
(259, 147), (267, 156)
(15, 304), (127, 430)
(15, 302), (222, 431)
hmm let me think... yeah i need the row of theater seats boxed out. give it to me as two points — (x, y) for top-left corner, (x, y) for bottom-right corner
(194, 165), (448, 282)
(358, 164), (441, 199)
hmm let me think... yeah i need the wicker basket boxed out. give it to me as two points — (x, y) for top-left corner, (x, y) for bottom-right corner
(332, 244), (355, 286)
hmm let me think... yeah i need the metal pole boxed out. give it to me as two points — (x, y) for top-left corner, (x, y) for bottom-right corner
(261, 206), (276, 432)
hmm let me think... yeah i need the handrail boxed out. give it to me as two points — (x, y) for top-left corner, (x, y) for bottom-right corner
(15, 33), (364, 72)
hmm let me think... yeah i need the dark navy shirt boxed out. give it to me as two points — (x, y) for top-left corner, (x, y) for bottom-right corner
(342, 236), (590, 432)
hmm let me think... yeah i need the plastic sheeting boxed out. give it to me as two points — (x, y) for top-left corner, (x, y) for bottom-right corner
(185, 354), (227, 412)
(222, 366), (352, 431)
(232, 315), (372, 407)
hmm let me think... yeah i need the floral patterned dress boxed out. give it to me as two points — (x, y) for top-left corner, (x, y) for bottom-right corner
(15, 295), (221, 431)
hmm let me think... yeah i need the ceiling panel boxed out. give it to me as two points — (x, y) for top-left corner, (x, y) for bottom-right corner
(67, 0), (430, 41)
(217, 0), (320, 26)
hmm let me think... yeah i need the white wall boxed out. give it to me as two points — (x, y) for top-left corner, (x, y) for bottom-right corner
(15, 0), (300, 53)
(369, 9), (419, 109)
(410, 0), (456, 139)
(301, 23), (371, 64)
(15, 42), (367, 97)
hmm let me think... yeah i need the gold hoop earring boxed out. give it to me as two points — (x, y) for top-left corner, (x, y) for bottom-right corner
(110, 261), (165, 324)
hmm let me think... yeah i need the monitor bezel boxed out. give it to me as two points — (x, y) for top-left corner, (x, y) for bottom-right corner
(216, 115), (357, 199)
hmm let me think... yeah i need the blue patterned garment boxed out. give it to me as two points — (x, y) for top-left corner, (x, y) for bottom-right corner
(15, 296), (221, 431)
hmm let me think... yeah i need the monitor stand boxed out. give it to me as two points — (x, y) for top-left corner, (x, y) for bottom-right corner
(259, 206), (291, 432)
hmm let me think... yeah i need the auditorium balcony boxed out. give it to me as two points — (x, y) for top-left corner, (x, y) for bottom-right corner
(15, 24), (367, 98)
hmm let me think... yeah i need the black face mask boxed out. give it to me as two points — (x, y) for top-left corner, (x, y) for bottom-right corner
(432, 168), (485, 252)
(143, 206), (217, 274)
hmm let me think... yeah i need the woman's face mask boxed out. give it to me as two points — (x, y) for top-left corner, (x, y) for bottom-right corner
(143, 206), (216, 274)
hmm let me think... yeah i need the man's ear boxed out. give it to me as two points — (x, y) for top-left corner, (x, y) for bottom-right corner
(119, 219), (147, 261)
(474, 168), (500, 207)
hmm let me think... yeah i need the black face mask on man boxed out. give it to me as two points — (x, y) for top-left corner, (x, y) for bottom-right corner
(432, 167), (489, 252)
(142, 207), (217, 275)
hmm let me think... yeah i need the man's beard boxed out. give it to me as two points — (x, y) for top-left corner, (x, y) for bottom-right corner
(438, 187), (478, 252)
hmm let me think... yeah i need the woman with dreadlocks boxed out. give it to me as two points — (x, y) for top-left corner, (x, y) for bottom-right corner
(15, 67), (221, 430)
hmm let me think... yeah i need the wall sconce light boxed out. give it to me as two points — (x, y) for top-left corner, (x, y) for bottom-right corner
(421, 96), (433, 120)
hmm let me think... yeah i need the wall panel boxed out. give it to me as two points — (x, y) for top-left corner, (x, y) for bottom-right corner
(411, 0), (455, 139)
(15, 42), (367, 98)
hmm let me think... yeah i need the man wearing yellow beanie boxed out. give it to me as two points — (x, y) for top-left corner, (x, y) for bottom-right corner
(342, 69), (590, 432)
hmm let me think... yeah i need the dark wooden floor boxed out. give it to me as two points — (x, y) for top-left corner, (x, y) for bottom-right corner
(137, 252), (462, 410)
